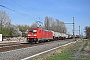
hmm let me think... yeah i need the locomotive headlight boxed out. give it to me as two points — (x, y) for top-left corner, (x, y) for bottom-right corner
(33, 30), (37, 32)
(34, 34), (37, 36)
(28, 34), (31, 36)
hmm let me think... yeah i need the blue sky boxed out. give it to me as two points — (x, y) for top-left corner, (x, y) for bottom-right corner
(0, 0), (90, 35)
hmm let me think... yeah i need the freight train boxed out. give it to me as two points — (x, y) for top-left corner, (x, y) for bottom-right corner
(27, 27), (72, 43)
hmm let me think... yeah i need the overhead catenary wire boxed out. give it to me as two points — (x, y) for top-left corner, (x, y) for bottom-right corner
(12, 0), (39, 20)
(16, 0), (45, 21)
(0, 4), (37, 20)
(16, 0), (42, 14)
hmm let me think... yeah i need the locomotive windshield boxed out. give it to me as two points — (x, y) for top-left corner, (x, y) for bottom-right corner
(29, 30), (37, 32)
(29, 30), (33, 32)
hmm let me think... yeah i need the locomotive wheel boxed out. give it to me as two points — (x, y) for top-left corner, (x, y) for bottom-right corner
(38, 40), (42, 43)
(35, 41), (39, 44)
(41, 40), (45, 43)
(47, 40), (50, 42)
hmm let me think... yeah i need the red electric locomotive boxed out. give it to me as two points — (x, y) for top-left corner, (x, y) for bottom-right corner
(27, 28), (53, 43)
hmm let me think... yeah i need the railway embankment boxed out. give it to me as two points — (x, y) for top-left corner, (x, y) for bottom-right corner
(30, 39), (90, 60)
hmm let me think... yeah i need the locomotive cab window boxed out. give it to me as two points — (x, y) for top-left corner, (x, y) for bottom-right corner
(29, 30), (33, 32)
(29, 30), (37, 32)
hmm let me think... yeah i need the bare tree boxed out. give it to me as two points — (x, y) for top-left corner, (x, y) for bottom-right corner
(50, 19), (55, 30)
(0, 11), (11, 31)
(44, 16), (53, 30)
(44, 16), (67, 33)
(31, 22), (38, 28)
(85, 26), (90, 39)
(0, 11), (23, 36)
(0, 11), (12, 36)
(53, 19), (67, 33)
(44, 16), (50, 30)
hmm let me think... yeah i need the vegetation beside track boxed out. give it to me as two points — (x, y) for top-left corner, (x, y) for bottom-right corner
(46, 39), (90, 60)
(31, 39), (90, 60)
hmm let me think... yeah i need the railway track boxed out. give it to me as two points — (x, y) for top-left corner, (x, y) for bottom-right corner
(0, 39), (73, 52)
(0, 39), (79, 60)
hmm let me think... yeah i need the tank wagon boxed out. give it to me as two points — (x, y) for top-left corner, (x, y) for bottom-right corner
(52, 31), (66, 40)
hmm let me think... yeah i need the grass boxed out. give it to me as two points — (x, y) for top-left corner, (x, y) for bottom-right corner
(46, 41), (84, 60)
(78, 55), (90, 60)
(46, 40), (90, 60)
(31, 40), (90, 60)
(81, 41), (88, 51)
(47, 50), (74, 60)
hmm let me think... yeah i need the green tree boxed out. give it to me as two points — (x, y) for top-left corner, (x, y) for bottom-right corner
(0, 10), (12, 36)
(16, 24), (30, 36)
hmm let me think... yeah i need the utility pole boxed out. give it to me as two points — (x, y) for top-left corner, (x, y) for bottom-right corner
(64, 17), (75, 41)
(79, 26), (80, 36)
(73, 17), (75, 41)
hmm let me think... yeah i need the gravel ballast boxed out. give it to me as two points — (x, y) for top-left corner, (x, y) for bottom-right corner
(0, 40), (71, 60)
